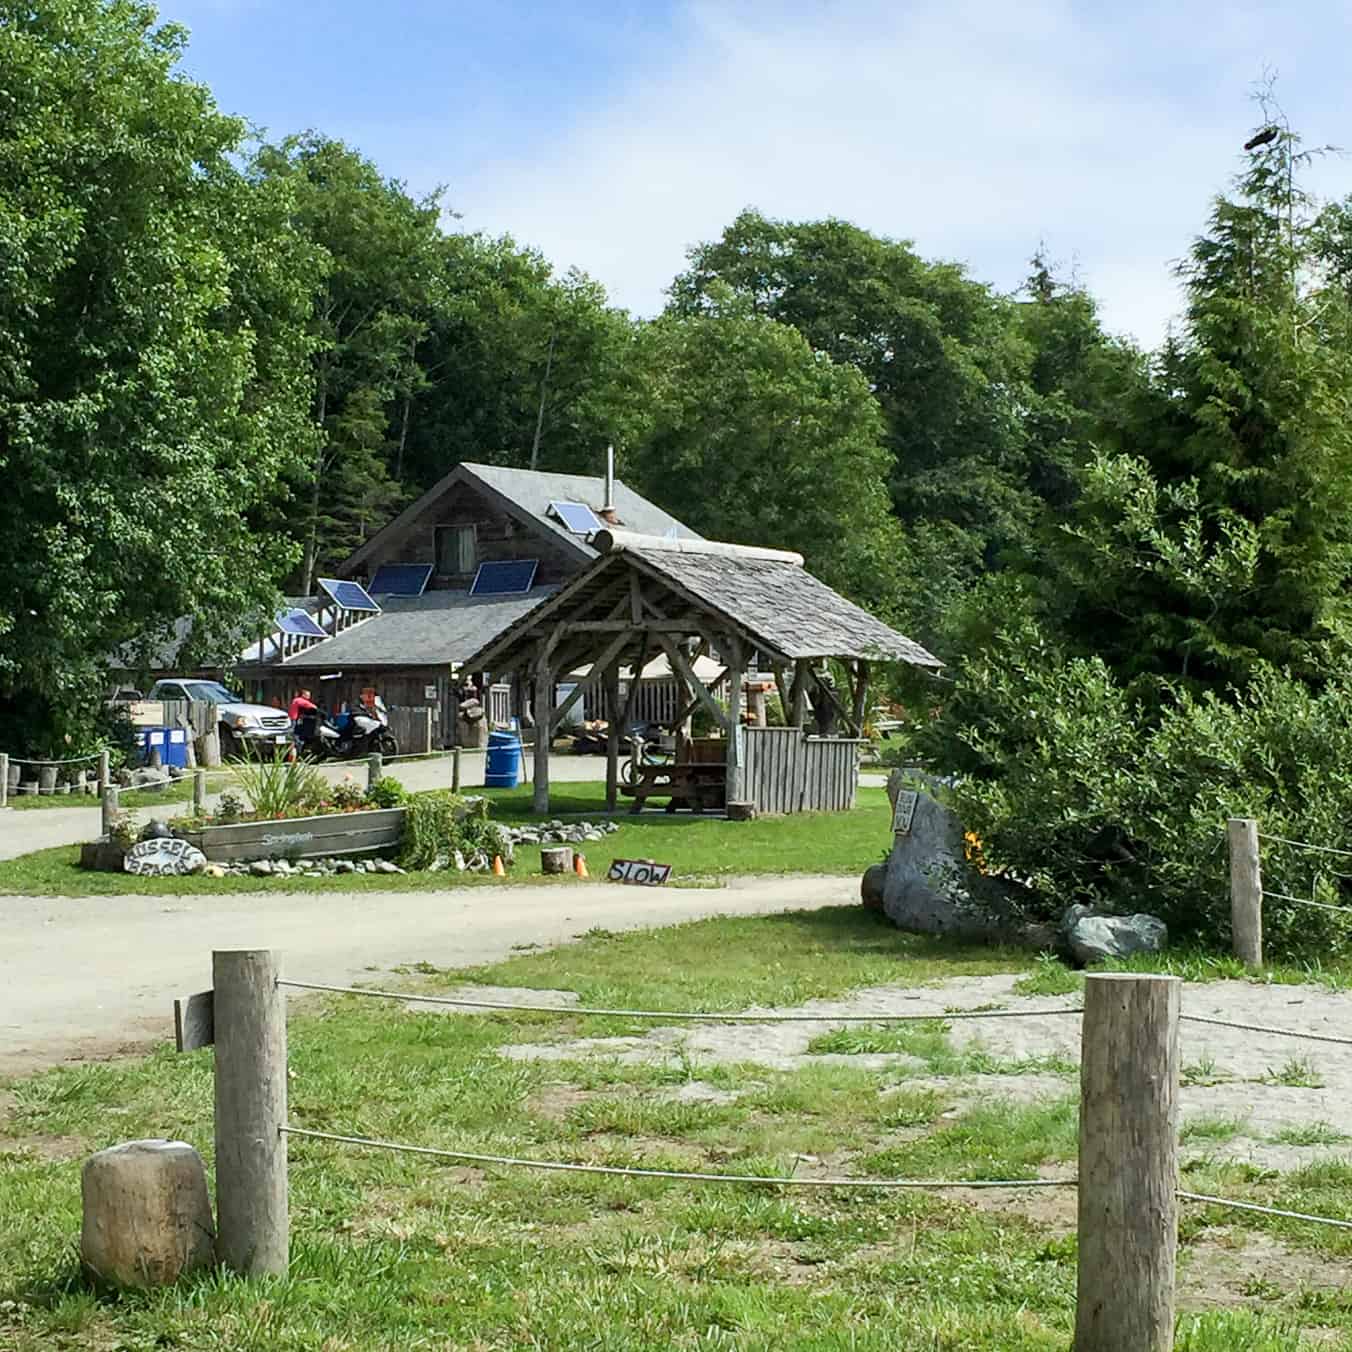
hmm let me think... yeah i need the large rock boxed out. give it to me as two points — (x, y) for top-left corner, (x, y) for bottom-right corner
(880, 771), (1049, 948)
(1063, 905), (1167, 965)
(860, 863), (886, 911)
(124, 837), (207, 877)
(81, 1140), (215, 1288)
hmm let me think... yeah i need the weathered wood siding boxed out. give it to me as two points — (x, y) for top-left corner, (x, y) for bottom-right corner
(741, 727), (860, 814)
(386, 705), (434, 755)
(181, 807), (405, 862)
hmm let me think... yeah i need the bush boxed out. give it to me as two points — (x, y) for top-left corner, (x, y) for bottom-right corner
(329, 778), (366, 811)
(920, 629), (1352, 958)
(365, 776), (405, 809)
(231, 750), (329, 818)
(399, 792), (508, 871)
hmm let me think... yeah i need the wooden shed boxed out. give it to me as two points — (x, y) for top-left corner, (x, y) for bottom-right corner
(460, 530), (942, 815)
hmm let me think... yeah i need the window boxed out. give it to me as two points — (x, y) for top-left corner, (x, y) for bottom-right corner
(436, 524), (477, 576)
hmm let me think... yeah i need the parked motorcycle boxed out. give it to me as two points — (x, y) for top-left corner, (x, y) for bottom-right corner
(295, 697), (398, 761)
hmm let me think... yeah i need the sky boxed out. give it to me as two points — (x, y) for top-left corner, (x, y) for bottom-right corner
(165, 0), (1352, 348)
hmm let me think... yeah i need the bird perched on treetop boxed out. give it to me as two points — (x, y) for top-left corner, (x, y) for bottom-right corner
(1244, 126), (1279, 151)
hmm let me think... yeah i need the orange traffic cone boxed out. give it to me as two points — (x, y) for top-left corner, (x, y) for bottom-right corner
(491, 855), (506, 877)
(574, 852), (589, 879)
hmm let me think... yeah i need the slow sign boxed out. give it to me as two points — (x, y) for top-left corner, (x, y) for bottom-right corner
(607, 858), (673, 886)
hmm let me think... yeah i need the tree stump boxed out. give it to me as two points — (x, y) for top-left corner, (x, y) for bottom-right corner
(81, 1140), (215, 1288)
(541, 845), (574, 875)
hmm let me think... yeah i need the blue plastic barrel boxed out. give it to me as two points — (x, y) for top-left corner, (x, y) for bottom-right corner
(484, 729), (524, 788)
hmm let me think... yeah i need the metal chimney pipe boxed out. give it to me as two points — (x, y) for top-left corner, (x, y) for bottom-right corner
(604, 444), (615, 512)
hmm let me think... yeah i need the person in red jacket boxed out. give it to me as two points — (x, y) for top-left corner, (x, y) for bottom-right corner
(288, 688), (317, 724)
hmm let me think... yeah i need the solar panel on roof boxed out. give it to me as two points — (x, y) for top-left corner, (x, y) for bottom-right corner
(470, 559), (538, 596)
(549, 500), (603, 535)
(317, 577), (382, 612)
(369, 563), (433, 596)
(277, 609), (327, 639)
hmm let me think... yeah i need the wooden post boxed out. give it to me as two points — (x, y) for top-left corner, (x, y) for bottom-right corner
(98, 749), (110, 795)
(367, 752), (382, 789)
(198, 729), (222, 769)
(193, 769), (207, 816)
(533, 664), (551, 815)
(1227, 817), (1263, 970)
(213, 949), (288, 1277)
(724, 638), (745, 804)
(605, 663), (621, 813)
(452, 746), (462, 793)
(101, 785), (119, 838)
(0, 753), (7, 809)
(1075, 973), (1180, 1352)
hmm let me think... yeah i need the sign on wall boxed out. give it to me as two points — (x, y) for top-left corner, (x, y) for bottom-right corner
(607, 858), (673, 886)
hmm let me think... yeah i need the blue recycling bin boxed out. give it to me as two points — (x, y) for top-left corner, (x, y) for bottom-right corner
(135, 726), (190, 769)
(485, 729), (523, 788)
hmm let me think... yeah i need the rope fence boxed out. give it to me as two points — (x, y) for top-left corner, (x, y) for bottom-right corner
(197, 951), (1352, 1349)
(6, 751), (104, 766)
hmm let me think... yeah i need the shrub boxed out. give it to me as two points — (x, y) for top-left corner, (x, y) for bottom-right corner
(230, 749), (329, 818)
(920, 629), (1352, 958)
(365, 776), (406, 809)
(399, 791), (507, 871)
(330, 778), (366, 811)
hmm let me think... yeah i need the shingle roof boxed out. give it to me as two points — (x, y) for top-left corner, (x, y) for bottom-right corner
(268, 587), (557, 670)
(462, 538), (942, 672)
(338, 461), (700, 575)
(636, 550), (941, 665)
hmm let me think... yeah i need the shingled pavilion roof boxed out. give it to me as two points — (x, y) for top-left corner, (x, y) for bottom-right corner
(462, 531), (941, 674)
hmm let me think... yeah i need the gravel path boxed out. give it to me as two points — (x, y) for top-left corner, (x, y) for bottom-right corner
(0, 875), (858, 1078)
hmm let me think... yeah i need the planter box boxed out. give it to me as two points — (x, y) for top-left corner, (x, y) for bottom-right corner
(80, 841), (128, 871)
(179, 807), (406, 863)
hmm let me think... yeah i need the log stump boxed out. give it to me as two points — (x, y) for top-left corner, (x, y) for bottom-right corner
(541, 845), (574, 875)
(81, 1139), (215, 1288)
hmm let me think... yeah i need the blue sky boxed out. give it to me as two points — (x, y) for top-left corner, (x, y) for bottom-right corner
(166, 0), (1352, 347)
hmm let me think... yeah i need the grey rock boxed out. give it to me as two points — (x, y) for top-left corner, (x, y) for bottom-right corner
(249, 859), (274, 877)
(373, 858), (401, 874)
(334, 860), (355, 874)
(453, 849), (467, 872)
(860, 862), (886, 910)
(1065, 910), (1168, 965)
(271, 859), (292, 875)
(123, 838), (207, 877)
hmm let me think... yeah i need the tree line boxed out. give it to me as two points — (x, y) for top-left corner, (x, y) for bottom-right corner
(9, 1), (1352, 955)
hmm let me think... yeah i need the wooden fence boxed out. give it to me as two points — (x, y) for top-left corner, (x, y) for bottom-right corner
(386, 706), (433, 756)
(741, 727), (861, 814)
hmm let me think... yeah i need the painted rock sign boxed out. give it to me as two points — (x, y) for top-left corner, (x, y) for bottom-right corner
(607, 858), (672, 886)
(124, 837), (207, 877)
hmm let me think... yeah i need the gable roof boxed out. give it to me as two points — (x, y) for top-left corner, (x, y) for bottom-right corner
(247, 587), (558, 671)
(338, 461), (700, 576)
(463, 533), (942, 673)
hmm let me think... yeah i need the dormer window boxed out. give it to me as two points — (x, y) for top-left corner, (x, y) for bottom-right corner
(436, 524), (477, 576)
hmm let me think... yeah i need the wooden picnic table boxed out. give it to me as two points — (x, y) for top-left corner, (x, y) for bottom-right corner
(620, 761), (727, 814)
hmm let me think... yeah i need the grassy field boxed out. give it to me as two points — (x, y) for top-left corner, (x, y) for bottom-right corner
(0, 783), (891, 897)
(2, 907), (1349, 1350)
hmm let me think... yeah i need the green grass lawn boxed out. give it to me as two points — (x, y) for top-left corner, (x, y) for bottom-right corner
(1, 908), (1347, 1350)
(0, 783), (891, 897)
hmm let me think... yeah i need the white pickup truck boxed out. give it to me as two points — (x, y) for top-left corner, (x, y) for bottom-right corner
(147, 679), (293, 757)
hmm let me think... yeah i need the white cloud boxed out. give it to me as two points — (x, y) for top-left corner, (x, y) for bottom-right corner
(443, 0), (1348, 347)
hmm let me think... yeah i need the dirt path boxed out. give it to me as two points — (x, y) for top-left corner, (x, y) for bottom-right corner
(0, 874), (858, 1078)
(493, 972), (1352, 1157)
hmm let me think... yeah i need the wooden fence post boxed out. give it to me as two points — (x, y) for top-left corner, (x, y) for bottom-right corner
(193, 769), (207, 816)
(101, 785), (119, 838)
(213, 949), (288, 1276)
(1076, 973), (1180, 1352)
(97, 749), (110, 795)
(1227, 817), (1263, 970)
(0, 753), (7, 809)
(367, 752), (383, 789)
(197, 729), (222, 769)
(452, 746), (462, 793)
